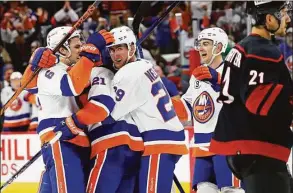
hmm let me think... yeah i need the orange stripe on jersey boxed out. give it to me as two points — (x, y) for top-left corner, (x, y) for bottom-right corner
(190, 147), (215, 157)
(260, 84), (283, 116)
(66, 135), (90, 147)
(52, 142), (67, 193)
(40, 130), (89, 147)
(143, 144), (188, 156)
(76, 102), (108, 125)
(233, 174), (241, 188)
(29, 123), (38, 131)
(147, 154), (160, 193)
(67, 57), (94, 95)
(86, 151), (107, 193)
(21, 64), (38, 89)
(3, 120), (30, 128)
(245, 84), (273, 114)
(90, 135), (144, 158)
(171, 97), (188, 121)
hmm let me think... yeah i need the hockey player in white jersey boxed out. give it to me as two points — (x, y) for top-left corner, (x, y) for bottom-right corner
(172, 27), (244, 193)
(104, 26), (188, 193)
(1, 72), (31, 131)
(22, 26), (114, 193)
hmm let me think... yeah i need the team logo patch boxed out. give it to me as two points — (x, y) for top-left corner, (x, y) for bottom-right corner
(193, 91), (214, 123)
(10, 98), (22, 111)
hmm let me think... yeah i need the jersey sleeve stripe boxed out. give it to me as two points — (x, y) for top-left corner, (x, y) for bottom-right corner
(235, 44), (283, 63)
(60, 75), (75, 96)
(141, 129), (185, 142)
(171, 97), (190, 121)
(245, 84), (273, 115)
(89, 95), (115, 114)
(259, 84), (283, 116)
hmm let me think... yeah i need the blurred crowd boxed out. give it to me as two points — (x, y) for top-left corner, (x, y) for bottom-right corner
(0, 1), (292, 131)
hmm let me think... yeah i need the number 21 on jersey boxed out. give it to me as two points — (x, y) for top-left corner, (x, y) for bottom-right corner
(151, 81), (176, 122)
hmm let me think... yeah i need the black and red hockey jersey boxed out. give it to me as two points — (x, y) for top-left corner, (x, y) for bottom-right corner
(210, 34), (293, 162)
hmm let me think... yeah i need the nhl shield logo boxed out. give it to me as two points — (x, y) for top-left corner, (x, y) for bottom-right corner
(193, 91), (215, 123)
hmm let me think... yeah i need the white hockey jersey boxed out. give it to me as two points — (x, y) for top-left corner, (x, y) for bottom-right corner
(181, 63), (224, 157)
(111, 59), (188, 156)
(33, 62), (88, 146)
(87, 67), (144, 158)
(1, 86), (31, 128)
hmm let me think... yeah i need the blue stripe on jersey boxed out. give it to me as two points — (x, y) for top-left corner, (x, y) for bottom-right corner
(60, 75), (74, 96)
(31, 117), (38, 122)
(89, 120), (141, 142)
(26, 88), (38, 94)
(141, 129), (185, 142)
(4, 113), (31, 120)
(184, 99), (193, 117)
(89, 95), (115, 113)
(194, 133), (213, 144)
(37, 118), (64, 133)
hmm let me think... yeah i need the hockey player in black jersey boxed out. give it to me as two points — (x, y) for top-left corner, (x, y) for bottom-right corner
(209, 1), (293, 193)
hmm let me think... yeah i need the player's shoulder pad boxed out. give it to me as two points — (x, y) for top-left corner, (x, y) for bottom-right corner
(237, 35), (282, 62)
(91, 66), (115, 79)
(113, 59), (153, 84)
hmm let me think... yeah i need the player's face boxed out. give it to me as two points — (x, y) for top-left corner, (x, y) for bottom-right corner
(10, 78), (21, 90)
(68, 37), (83, 63)
(274, 8), (291, 37)
(108, 44), (129, 69)
(198, 39), (214, 64)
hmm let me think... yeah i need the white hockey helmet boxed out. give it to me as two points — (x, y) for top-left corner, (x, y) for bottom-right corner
(107, 26), (137, 67)
(46, 26), (81, 57)
(107, 26), (137, 48)
(195, 27), (228, 54)
(195, 27), (228, 65)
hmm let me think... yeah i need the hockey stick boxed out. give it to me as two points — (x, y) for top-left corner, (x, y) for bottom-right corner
(132, 1), (180, 58)
(136, 1), (180, 46)
(173, 174), (186, 193)
(0, 0), (101, 116)
(0, 132), (62, 191)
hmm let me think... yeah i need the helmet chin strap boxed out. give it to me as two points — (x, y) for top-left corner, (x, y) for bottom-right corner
(205, 45), (222, 66)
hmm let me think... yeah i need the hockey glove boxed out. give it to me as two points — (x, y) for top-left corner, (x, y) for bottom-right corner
(192, 66), (221, 92)
(53, 114), (87, 141)
(30, 47), (57, 71)
(79, 44), (102, 66)
(86, 29), (114, 51)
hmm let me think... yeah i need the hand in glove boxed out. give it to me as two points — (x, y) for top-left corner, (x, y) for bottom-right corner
(53, 114), (87, 141)
(30, 47), (57, 71)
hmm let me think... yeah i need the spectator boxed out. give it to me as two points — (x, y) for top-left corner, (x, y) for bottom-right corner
(1, 71), (31, 132)
(3, 63), (14, 88)
(50, 1), (79, 27)
(30, 40), (41, 54)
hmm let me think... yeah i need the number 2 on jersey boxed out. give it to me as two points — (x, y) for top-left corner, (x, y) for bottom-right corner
(151, 81), (176, 122)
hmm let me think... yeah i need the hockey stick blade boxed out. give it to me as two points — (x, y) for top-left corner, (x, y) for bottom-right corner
(0, 0), (101, 117)
(0, 132), (62, 191)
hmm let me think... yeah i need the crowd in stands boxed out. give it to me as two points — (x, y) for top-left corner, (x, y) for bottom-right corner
(0, 1), (292, 132)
